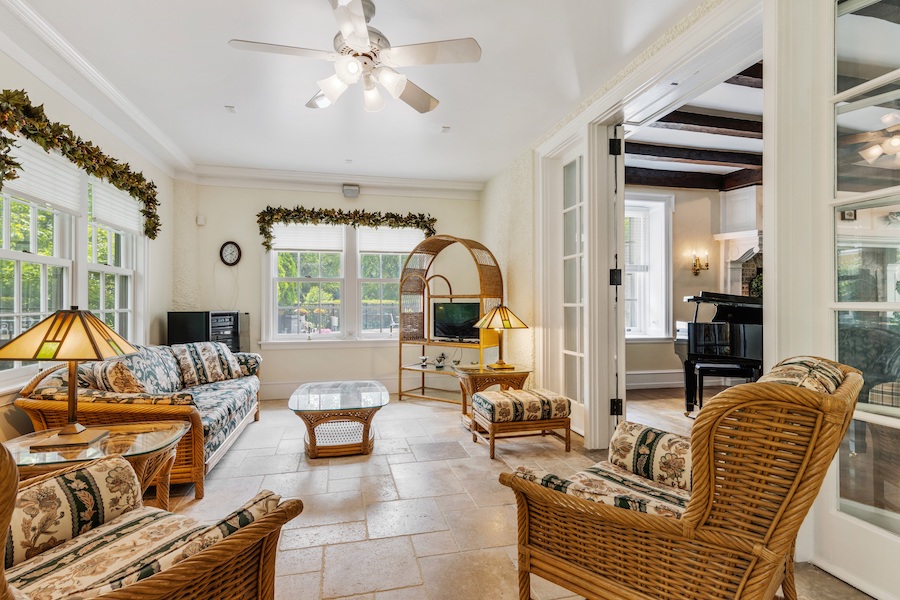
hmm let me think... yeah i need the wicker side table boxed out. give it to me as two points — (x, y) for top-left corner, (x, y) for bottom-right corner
(5, 420), (189, 510)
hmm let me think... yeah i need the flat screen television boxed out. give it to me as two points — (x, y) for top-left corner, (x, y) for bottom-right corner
(432, 302), (481, 342)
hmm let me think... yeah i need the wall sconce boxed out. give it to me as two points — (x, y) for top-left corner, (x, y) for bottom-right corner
(691, 251), (709, 276)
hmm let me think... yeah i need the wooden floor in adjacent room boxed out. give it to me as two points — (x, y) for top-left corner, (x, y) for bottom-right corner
(624, 386), (723, 437)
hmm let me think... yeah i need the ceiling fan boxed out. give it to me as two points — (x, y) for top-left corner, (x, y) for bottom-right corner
(229, 0), (482, 113)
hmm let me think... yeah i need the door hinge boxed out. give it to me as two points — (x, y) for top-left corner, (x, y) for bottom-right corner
(609, 138), (623, 156)
(610, 398), (623, 416)
(609, 269), (622, 286)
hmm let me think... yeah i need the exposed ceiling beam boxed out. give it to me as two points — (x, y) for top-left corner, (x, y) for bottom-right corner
(724, 62), (763, 89)
(722, 168), (762, 190)
(625, 142), (762, 170)
(626, 167), (722, 190)
(648, 111), (763, 139)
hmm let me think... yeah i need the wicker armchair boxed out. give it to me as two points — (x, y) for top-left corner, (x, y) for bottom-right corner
(499, 357), (862, 600)
(0, 442), (303, 600)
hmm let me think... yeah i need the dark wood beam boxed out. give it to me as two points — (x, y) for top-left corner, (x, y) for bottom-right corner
(722, 168), (763, 191)
(725, 62), (763, 89)
(625, 167), (722, 190)
(626, 142), (762, 170)
(649, 110), (763, 139)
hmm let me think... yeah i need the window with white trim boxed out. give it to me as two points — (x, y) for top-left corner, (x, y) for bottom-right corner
(266, 224), (423, 341)
(0, 138), (144, 380)
(624, 193), (672, 339)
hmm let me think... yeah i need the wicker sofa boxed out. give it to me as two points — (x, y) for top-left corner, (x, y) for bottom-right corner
(0, 445), (302, 600)
(13, 342), (262, 500)
(500, 356), (862, 600)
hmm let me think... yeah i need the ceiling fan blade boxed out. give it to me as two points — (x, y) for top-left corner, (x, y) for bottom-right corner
(380, 38), (482, 67)
(229, 39), (335, 61)
(399, 80), (439, 113)
(329, 0), (370, 52)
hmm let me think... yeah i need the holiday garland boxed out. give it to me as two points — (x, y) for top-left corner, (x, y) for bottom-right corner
(0, 89), (160, 239)
(257, 205), (436, 250)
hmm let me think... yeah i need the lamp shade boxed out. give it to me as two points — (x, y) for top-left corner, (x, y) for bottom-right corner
(474, 305), (527, 330)
(0, 307), (137, 361)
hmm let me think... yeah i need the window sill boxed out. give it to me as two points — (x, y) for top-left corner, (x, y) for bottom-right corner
(259, 338), (401, 350)
(625, 336), (674, 344)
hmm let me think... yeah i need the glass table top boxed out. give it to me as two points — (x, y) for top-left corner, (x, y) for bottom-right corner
(4, 421), (190, 467)
(289, 380), (390, 412)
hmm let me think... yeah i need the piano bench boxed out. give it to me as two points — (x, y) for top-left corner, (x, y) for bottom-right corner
(693, 363), (759, 410)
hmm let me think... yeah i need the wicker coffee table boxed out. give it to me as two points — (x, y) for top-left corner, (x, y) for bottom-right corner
(289, 380), (389, 459)
(4, 420), (190, 510)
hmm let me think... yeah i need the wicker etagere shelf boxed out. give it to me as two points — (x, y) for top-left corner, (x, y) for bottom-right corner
(398, 235), (503, 403)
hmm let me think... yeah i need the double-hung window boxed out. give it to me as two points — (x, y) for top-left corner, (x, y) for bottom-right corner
(266, 223), (423, 342)
(624, 192), (673, 340)
(0, 138), (144, 381)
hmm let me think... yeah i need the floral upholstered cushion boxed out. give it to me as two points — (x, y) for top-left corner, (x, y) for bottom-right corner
(758, 356), (845, 394)
(234, 352), (263, 377)
(172, 342), (242, 387)
(28, 387), (195, 405)
(192, 377), (260, 460)
(472, 388), (571, 423)
(5, 456), (142, 569)
(93, 360), (146, 393)
(6, 490), (281, 598)
(121, 345), (184, 394)
(608, 421), (692, 491)
(513, 461), (688, 519)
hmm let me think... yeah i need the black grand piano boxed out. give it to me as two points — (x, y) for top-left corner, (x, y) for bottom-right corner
(674, 291), (763, 413)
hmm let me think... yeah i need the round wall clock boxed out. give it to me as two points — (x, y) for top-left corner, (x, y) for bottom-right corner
(220, 241), (241, 266)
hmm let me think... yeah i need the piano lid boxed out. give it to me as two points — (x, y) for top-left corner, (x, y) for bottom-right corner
(683, 291), (762, 309)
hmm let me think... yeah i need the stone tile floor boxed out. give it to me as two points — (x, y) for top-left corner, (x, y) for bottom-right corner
(166, 396), (873, 600)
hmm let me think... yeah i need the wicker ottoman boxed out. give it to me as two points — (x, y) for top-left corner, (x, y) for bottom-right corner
(470, 388), (571, 459)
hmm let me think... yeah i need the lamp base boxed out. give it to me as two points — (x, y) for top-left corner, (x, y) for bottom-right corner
(485, 361), (515, 370)
(30, 426), (109, 452)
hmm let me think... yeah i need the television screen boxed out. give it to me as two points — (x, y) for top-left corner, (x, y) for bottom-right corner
(432, 302), (481, 342)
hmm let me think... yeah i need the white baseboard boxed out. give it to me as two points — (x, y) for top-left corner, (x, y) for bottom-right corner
(625, 370), (745, 390)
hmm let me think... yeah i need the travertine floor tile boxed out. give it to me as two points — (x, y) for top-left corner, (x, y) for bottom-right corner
(233, 453), (304, 477)
(411, 531), (459, 557)
(263, 470), (330, 496)
(280, 521), (368, 549)
(443, 504), (518, 550)
(419, 548), (519, 600)
(274, 571), (321, 600)
(391, 461), (464, 498)
(408, 441), (470, 461)
(360, 474), (400, 503)
(365, 497), (448, 538)
(275, 546), (323, 575)
(322, 537), (421, 597)
(375, 587), (429, 599)
(293, 490), (365, 526)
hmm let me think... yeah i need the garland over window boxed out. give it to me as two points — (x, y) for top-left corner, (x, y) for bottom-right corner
(257, 205), (436, 251)
(0, 89), (160, 239)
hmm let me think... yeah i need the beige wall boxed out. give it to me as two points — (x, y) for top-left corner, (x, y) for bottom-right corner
(625, 186), (722, 377)
(172, 182), (482, 399)
(0, 48), (176, 436)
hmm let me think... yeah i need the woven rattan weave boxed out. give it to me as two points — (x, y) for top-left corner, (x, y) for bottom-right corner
(499, 357), (862, 600)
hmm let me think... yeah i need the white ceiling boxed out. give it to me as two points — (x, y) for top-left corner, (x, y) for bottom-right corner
(0, 0), (710, 185)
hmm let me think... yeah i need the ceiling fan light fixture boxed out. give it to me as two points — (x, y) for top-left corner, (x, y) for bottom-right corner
(335, 55), (363, 84)
(374, 66), (407, 99)
(307, 91), (332, 109)
(318, 74), (349, 104)
(363, 75), (384, 112)
(882, 136), (900, 155)
(881, 112), (900, 127)
(860, 142), (885, 164)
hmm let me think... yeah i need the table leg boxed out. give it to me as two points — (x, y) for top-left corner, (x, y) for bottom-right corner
(154, 451), (176, 511)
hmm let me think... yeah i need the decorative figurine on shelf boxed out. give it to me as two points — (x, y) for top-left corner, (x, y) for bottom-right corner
(435, 353), (447, 369)
(420, 356), (428, 366)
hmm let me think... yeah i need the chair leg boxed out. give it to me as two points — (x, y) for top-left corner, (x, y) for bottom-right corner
(781, 542), (798, 600)
(518, 565), (531, 600)
(565, 423), (571, 452)
(489, 425), (496, 459)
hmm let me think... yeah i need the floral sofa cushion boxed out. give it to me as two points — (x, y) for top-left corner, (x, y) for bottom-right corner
(93, 360), (146, 393)
(472, 388), (571, 423)
(193, 376), (261, 460)
(608, 421), (692, 491)
(758, 355), (845, 394)
(172, 342), (242, 387)
(513, 461), (689, 519)
(5, 456), (141, 569)
(6, 490), (280, 598)
(27, 387), (196, 405)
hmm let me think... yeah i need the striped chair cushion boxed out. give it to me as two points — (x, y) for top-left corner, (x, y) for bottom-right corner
(472, 388), (571, 423)
(513, 461), (689, 519)
(608, 421), (692, 492)
(171, 342), (242, 387)
(757, 355), (845, 394)
(869, 382), (900, 407)
(7, 490), (281, 598)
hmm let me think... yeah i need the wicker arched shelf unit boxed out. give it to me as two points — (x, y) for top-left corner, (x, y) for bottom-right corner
(398, 235), (504, 403)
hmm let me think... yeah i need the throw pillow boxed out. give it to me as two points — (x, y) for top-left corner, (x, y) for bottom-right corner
(171, 342), (242, 387)
(93, 360), (146, 393)
(607, 421), (692, 491)
(119, 345), (183, 394)
(758, 356), (845, 394)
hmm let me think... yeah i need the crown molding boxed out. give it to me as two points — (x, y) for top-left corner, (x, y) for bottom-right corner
(186, 165), (484, 200)
(1, 0), (194, 173)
